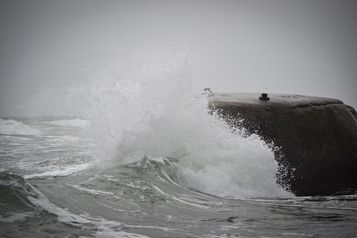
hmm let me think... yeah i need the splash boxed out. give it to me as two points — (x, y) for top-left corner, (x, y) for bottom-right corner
(28, 46), (290, 198)
(67, 49), (290, 199)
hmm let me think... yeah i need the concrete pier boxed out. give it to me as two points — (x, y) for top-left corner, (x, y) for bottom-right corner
(209, 93), (357, 196)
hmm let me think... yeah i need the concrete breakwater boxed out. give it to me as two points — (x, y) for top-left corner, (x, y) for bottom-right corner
(209, 93), (357, 196)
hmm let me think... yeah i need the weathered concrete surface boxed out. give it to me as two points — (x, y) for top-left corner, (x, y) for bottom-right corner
(209, 93), (357, 196)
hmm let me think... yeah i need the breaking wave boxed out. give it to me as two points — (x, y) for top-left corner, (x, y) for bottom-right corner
(0, 171), (152, 238)
(70, 55), (291, 199)
(45, 118), (89, 128)
(0, 119), (41, 136)
(24, 49), (291, 199)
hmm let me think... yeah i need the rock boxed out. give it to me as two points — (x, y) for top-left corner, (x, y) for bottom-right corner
(209, 93), (357, 196)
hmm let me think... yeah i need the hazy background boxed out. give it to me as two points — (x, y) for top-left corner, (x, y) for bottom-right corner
(1, 0), (356, 116)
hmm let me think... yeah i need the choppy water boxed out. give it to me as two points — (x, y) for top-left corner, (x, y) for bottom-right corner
(1, 117), (357, 238)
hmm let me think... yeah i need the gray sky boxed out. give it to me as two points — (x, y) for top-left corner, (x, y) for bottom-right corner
(1, 0), (357, 116)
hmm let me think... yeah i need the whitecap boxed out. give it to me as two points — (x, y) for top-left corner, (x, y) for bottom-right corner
(45, 118), (89, 128)
(24, 163), (91, 179)
(0, 119), (41, 136)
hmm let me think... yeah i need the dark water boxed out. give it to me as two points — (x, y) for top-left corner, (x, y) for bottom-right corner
(1, 117), (357, 238)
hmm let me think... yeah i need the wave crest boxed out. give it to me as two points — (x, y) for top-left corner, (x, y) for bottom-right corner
(0, 119), (41, 136)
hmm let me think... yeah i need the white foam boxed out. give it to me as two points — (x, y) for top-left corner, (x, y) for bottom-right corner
(0, 212), (33, 223)
(282, 232), (313, 237)
(0, 119), (41, 136)
(68, 184), (114, 196)
(73, 51), (292, 199)
(146, 156), (168, 164)
(31, 47), (292, 199)
(95, 231), (151, 238)
(27, 183), (151, 238)
(24, 163), (91, 179)
(46, 118), (89, 128)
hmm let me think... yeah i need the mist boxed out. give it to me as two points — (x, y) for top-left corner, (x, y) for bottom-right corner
(1, 0), (356, 117)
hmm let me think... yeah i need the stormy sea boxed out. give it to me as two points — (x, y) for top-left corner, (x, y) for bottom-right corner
(1, 75), (357, 238)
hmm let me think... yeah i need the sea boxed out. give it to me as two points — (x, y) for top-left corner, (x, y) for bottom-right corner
(1, 73), (357, 237)
(1, 115), (357, 238)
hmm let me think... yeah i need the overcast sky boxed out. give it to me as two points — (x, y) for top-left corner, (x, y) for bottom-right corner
(1, 0), (356, 116)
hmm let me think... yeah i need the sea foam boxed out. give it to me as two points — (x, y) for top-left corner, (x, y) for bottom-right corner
(0, 119), (41, 136)
(45, 118), (89, 128)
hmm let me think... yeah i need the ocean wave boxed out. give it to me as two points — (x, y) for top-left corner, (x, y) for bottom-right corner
(26, 181), (154, 238)
(24, 163), (91, 179)
(0, 119), (41, 136)
(45, 118), (89, 128)
(68, 184), (114, 196)
(123, 155), (291, 199)
(0, 212), (33, 223)
(76, 64), (292, 199)
(0, 171), (154, 238)
(124, 156), (180, 187)
(0, 172), (38, 219)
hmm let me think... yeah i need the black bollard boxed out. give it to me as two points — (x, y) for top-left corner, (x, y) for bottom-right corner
(259, 93), (270, 101)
